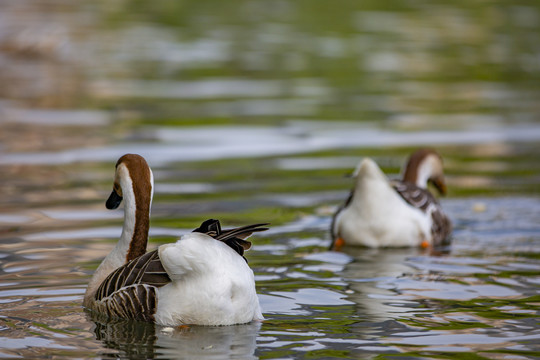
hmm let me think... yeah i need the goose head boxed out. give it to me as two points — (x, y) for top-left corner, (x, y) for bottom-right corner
(107, 154), (154, 261)
(402, 148), (447, 195)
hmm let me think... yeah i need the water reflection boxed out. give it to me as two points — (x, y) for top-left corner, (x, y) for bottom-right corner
(156, 322), (260, 360)
(93, 316), (158, 359)
(334, 247), (427, 322)
(91, 313), (261, 360)
(1, 0), (540, 358)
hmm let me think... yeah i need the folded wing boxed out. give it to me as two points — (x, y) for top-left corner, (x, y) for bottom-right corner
(392, 180), (452, 245)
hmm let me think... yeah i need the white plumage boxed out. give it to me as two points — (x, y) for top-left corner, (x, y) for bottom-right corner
(332, 158), (431, 247)
(84, 154), (266, 326)
(155, 233), (263, 326)
(331, 149), (451, 248)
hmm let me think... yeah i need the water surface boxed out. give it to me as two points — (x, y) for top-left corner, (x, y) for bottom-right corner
(1, 0), (539, 359)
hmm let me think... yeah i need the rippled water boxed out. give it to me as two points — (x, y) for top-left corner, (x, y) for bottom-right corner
(1, 0), (540, 359)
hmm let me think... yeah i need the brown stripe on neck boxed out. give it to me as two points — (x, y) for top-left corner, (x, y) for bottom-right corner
(127, 203), (150, 261)
(402, 148), (437, 184)
(119, 154), (152, 262)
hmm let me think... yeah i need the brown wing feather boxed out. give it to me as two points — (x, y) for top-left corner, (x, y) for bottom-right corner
(95, 249), (170, 302)
(92, 250), (170, 321)
(392, 180), (452, 245)
(392, 180), (434, 211)
(93, 284), (157, 322)
(431, 207), (453, 246)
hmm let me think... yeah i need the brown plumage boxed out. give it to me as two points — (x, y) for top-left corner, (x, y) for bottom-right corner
(116, 155), (153, 262)
(392, 180), (452, 245)
(402, 148), (447, 195)
(395, 148), (451, 245)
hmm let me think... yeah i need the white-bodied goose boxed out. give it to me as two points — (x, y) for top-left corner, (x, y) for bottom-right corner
(84, 154), (268, 326)
(330, 149), (452, 249)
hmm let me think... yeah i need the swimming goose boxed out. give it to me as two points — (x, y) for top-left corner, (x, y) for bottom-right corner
(330, 149), (452, 249)
(84, 154), (268, 326)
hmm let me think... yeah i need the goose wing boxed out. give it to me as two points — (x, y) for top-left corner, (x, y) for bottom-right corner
(392, 180), (452, 245)
(93, 284), (158, 322)
(430, 206), (452, 246)
(192, 219), (269, 261)
(93, 249), (170, 321)
(94, 250), (170, 301)
(391, 180), (436, 211)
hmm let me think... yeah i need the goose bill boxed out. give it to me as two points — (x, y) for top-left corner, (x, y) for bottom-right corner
(430, 176), (447, 195)
(106, 190), (123, 209)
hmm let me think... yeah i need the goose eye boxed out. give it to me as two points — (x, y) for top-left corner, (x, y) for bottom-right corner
(113, 182), (123, 197)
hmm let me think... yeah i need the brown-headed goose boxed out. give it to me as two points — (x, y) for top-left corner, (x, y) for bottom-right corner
(330, 149), (452, 249)
(83, 154), (268, 326)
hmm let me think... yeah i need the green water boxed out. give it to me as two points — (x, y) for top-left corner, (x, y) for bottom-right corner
(0, 0), (539, 359)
